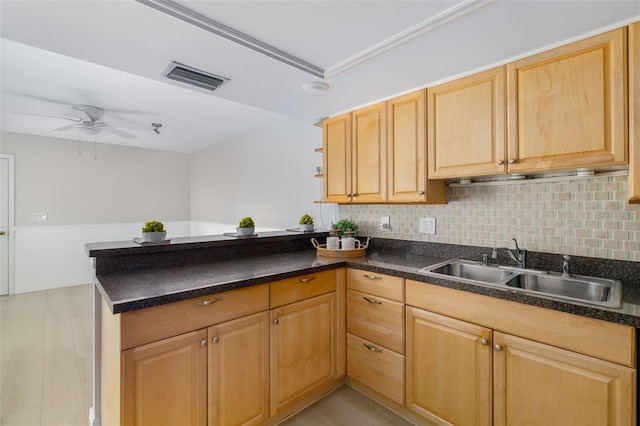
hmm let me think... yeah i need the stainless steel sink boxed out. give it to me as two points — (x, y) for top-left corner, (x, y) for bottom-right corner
(423, 259), (515, 283)
(418, 259), (622, 309)
(505, 273), (622, 308)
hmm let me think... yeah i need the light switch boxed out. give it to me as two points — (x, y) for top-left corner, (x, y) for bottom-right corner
(380, 216), (390, 231)
(419, 217), (436, 234)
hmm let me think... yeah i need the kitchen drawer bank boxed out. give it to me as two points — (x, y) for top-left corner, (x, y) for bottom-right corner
(100, 269), (346, 426)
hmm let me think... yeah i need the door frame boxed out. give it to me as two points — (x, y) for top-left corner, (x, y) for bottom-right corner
(1, 154), (15, 295)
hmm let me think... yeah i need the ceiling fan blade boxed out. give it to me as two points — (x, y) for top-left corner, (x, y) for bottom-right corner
(54, 124), (76, 132)
(101, 126), (136, 139)
(103, 121), (153, 131)
(5, 111), (81, 122)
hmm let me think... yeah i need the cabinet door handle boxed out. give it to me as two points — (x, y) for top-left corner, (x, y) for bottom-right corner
(494, 344), (503, 352)
(212, 336), (219, 344)
(497, 159), (504, 166)
(363, 296), (382, 305)
(273, 319), (279, 325)
(299, 276), (317, 283)
(363, 343), (382, 353)
(418, 191), (425, 195)
(193, 296), (223, 306)
(200, 339), (207, 348)
(363, 274), (382, 280)
(480, 338), (489, 346)
(508, 158), (516, 164)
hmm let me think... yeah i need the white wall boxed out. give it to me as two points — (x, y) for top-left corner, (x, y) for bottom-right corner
(1, 132), (192, 293)
(190, 116), (337, 231)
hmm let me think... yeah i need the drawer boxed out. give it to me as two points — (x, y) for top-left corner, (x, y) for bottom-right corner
(121, 284), (269, 349)
(270, 269), (336, 308)
(347, 289), (404, 353)
(347, 333), (405, 405)
(347, 269), (403, 302)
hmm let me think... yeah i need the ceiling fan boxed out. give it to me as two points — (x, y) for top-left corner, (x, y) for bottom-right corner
(11, 104), (143, 139)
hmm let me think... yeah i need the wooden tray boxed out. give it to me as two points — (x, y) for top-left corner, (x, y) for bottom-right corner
(311, 237), (369, 258)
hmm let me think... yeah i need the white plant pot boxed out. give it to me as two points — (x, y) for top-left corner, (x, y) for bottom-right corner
(299, 224), (314, 232)
(236, 227), (255, 236)
(141, 231), (167, 242)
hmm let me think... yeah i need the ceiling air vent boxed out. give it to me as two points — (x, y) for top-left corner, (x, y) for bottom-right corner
(161, 61), (229, 91)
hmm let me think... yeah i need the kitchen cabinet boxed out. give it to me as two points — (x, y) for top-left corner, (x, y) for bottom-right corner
(507, 28), (627, 173)
(388, 90), (446, 202)
(102, 284), (270, 425)
(346, 269), (405, 405)
(427, 66), (507, 179)
(269, 269), (343, 417)
(630, 21), (640, 204)
(405, 280), (636, 425)
(122, 329), (208, 426)
(322, 103), (386, 203)
(208, 312), (269, 426)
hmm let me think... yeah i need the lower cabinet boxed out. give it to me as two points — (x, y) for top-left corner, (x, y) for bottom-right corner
(406, 281), (637, 426)
(270, 292), (338, 415)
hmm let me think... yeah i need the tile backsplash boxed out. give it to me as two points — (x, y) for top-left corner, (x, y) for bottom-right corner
(339, 173), (640, 262)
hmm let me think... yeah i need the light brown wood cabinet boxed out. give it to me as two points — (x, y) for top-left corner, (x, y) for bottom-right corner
(388, 90), (446, 202)
(405, 280), (637, 425)
(428, 66), (507, 179)
(322, 113), (351, 203)
(345, 269), (405, 405)
(507, 27), (627, 173)
(630, 21), (640, 204)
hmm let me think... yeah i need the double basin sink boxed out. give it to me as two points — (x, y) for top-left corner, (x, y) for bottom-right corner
(418, 259), (622, 309)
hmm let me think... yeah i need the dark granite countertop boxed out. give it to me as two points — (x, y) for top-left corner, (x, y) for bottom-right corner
(94, 244), (640, 327)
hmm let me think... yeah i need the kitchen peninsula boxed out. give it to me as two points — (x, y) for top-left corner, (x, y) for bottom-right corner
(87, 232), (640, 425)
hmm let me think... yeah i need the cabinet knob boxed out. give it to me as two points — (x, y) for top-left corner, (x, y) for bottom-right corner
(480, 338), (489, 346)
(273, 319), (279, 325)
(200, 339), (207, 348)
(418, 191), (425, 195)
(508, 158), (516, 164)
(494, 344), (503, 352)
(212, 336), (219, 344)
(497, 159), (504, 166)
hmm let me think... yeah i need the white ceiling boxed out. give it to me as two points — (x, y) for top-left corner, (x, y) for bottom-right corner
(1, 0), (639, 153)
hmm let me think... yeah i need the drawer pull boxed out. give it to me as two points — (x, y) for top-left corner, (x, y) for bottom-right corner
(363, 274), (382, 280)
(299, 276), (317, 283)
(363, 296), (382, 305)
(363, 343), (382, 353)
(193, 296), (223, 306)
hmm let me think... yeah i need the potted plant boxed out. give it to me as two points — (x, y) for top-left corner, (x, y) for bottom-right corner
(332, 219), (359, 237)
(299, 214), (314, 232)
(141, 220), (167, 242)
(237, 216), (256, 236)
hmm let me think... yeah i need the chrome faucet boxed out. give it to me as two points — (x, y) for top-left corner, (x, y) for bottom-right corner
(506, 238), (527, 269)
(561, 255), (571, 277)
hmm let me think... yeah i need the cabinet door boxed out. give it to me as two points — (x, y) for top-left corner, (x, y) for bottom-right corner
(388, 90), (445, 203)
(270, 292), (337, 415)
(406, 307), (492, 426)
(122, 329), (207, 426)
(208, 312), (269, 426)
(493, 332), (636, 426)
(630, 22), (640, 204)
(323, 113), (352, 203)
(428, 66), (506, 179)
(352, 102), (387, 203)
(507, 28), (627, 172)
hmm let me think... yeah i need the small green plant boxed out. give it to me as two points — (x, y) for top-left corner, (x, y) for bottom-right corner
(141, 220), (165, 233)
(332, 219), (358, 235)
(238, 217), (255, 228)
(299, 214), (314, 225)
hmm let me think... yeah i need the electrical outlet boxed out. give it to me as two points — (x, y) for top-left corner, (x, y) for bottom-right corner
(419, 217), (436, 234)
(380, 215), (390, 231)
(32, 212), (48, 222)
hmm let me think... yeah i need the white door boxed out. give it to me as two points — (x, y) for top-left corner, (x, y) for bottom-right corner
(0, 157), (10, 295)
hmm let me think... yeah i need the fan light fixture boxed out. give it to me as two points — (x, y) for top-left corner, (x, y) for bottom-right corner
(302, 82), (330, 94)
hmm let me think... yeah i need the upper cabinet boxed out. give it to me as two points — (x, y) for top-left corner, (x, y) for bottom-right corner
(428, 66), (506, 179)
(630, 22), (639, 204)
(507, 28), (627, 173)
(389, 90), (446, 202)
(322, 94), (446, 204)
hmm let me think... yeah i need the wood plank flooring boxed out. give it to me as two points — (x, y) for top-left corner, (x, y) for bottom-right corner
(1, 285), (414, 426)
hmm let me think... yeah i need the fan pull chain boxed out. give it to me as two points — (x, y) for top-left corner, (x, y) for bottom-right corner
(94, 134), (98, 160)
(78, 127), (82, 156)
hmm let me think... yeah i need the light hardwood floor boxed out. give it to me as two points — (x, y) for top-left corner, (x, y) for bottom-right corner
(1, 285), (413, 426)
